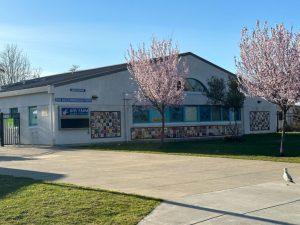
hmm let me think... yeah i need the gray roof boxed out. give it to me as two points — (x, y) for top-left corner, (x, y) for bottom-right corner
(0, 52), (235, 93)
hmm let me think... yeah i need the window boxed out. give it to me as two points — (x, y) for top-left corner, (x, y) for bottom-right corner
(229, 108), (241, 121)
(235, 108), (241, 121)
(29, 106), (38, 126)
(132, 105), (242, 123)
(211, 106), (222, 121)
(59, 107), (89, 129)
(10, 107), (18, 120)
(184, 78), (208, 93)
(61, 119), (89, 128)
(222, 107), (230, 121)
(149, 108), (162, 123)
(132, 106), (149, 123)
(10, 108), (18, 115)
(169, 107), (184, 122)
(184, 106), (198, 122)
(199, 106), (211, 121)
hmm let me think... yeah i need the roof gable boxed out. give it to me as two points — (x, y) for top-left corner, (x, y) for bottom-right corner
(181, 52), (235, 76)
(0, 52), (235, 93)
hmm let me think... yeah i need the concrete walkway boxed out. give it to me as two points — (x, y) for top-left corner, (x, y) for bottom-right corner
(139, 182), (300, 225)
(1, 146), (300, 224)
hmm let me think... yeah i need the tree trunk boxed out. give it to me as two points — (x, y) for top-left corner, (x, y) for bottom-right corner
(280, 110), (287, 157)
(160, 105), (165, 145)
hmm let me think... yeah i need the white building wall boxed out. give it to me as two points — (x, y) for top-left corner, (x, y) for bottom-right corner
(243, 97), (277, 134)
(52, 71), (133, 145)
(0, 54), (279, 145)
(0, 92), (53, 145)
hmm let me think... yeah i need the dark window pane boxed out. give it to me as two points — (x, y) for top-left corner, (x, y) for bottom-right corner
(169, 107), (183, 122)
(61, 119), (89, 128)
(222, 107), (230, 121)
(133, 106), (149, 123)
(199, 106), (211, 121)
(184, 78), (208, 93)
(211, 106), (221, 121)
(229, 108), (241, 121)
(235, 108), (241, 121)
(10, 108), (18, 114)
(29, 106), (38, 126)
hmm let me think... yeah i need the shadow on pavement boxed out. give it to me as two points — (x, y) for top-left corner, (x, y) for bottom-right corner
(163, 199), (300, 225)
(0, 156), (35, 162)
(0, 167), (65, 182)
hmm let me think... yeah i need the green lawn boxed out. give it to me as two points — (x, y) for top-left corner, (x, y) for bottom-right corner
(0, 175), (160, 225)
(81, 133), (300, 163)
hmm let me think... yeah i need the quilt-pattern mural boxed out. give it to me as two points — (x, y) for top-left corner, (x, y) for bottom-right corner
(131, 125), (241, 140)
(90, 111), (121, 138)
(250, 111), (270, 131)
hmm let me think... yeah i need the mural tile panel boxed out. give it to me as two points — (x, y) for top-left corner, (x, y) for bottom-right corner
(91, 111), (121, 138)
(131, 125), (240, 140)
(250, 111), (270, 131)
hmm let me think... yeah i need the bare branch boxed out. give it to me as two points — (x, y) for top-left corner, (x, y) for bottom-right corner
(0, 44), (41, 86)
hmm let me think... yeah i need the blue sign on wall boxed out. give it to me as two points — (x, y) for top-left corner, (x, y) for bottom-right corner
(61, 107), (89, 116)
(55, 98), (92, 102)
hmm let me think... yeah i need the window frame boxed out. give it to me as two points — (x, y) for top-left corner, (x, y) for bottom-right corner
(132, 106), (150, 123)
(184, 105), (198, 122)
(184, 78), (208, 93)
(28, 106), (38, 127)
(168, 106), (184, 123)
(199, 105), (212, 122)
(9, 107), (18, 115)
(211, 106), (222, 121)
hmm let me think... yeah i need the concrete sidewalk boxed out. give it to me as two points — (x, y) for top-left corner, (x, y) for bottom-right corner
(139, 182), (300, 225)
(1, 146), (300, 224)
(1, 146), (300, 199)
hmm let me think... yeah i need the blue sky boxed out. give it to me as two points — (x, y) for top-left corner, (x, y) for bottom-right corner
(0, 0), (299, 76)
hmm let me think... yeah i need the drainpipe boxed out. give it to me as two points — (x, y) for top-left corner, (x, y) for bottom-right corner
(123, 95), (127, 142)
(123, 93), (132, 142)
(48, 85), (55, 145)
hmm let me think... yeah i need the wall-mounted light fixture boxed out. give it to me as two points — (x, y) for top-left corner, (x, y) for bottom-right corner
(257, 100), (261, 104)
(91, 95), (98, 100)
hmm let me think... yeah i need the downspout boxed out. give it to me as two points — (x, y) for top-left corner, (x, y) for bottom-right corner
(242, 107), (245, 135)
(123, 94), (127, 142)
(123, 93), (132, 142)
(48, 85), (55, 145)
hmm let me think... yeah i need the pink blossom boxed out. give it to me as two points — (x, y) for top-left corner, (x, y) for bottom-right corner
(126, 37), (188, 112)
(236, 21), (300, 110)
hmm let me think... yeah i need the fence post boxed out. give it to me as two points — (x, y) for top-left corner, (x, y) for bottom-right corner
(0, 113), (4, 146)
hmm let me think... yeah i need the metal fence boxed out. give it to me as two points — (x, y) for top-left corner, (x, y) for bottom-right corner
(0, 113), (21, 146)
(277, 112), (300, 132)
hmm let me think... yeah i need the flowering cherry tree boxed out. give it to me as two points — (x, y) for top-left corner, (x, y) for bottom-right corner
(126, 38), (188, 143)
(236, 21), (300, 156)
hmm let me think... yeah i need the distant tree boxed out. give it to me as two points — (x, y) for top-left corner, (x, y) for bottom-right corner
(236, 21), (300, 156)
(69, 65), (80, 74)
(0, 44), (41, 86)
(206, 76), (245, 137)
(206, 76), (226, 105)
(126, 38), (188, 144)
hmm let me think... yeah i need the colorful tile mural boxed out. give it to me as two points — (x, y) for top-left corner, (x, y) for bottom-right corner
(131, 125), (240, 140)
(90, 111), (121, 138)
(250, 111), (270, 131)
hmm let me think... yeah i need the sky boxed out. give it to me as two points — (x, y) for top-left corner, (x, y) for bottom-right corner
(0, 0), (300, 76)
